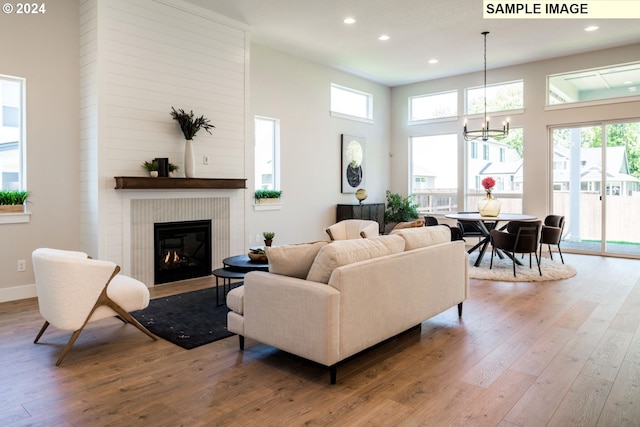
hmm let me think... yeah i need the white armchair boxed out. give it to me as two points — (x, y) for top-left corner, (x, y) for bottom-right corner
(325, 219), (380, 240)
(32, 248), (156, 365)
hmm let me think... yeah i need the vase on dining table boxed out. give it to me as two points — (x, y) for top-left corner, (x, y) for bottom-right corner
(478, 192), (501, 217)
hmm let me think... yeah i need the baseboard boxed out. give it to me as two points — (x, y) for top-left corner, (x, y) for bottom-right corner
(0, 283), (37, 303)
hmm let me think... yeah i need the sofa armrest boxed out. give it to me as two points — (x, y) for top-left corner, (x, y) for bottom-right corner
(243, 271), (341, 366)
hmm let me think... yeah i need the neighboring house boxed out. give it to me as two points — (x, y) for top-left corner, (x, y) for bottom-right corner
(552, 146), (640, 195)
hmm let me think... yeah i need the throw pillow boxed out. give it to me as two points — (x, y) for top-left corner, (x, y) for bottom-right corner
(391, 219), (425, 230)
(306, 235), (405, 284)
(265, 241), (329, 279)
(390, 225), (450, 251)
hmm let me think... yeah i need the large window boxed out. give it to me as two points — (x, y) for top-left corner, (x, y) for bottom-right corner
(466, 80), (523, 114)
(0, 75), (24, 190)
(409, 90), (457, 122)
(330, 83), (373, 122)
(254, 116), (280, 191)
(548, 61), (640, 105)
(466, 128), (524, 213)
(410, 134), (458, 212)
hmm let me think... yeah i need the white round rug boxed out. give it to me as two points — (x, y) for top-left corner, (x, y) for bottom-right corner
(468, 251), (577, 282)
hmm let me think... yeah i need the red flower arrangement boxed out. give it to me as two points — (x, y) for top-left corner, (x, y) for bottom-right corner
(481, 177), (496, 194)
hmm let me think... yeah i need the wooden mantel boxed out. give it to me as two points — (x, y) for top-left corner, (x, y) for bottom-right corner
(114, 176), (247, 190)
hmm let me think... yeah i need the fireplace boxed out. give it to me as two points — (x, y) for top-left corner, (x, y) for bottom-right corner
(154, 220), (212, 284)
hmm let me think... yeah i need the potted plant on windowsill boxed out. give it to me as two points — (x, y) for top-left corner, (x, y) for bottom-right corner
(254, 189), (282, 205)
(0, 190), (30, 213)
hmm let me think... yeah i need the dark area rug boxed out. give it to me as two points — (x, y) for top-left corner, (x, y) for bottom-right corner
(131, 286), (238, 349)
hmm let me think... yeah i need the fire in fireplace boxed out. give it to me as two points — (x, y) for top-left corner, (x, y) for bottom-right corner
(154, 220), (212, 284)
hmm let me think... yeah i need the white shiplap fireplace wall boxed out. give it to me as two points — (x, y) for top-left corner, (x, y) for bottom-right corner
(79, 0), (249, 282)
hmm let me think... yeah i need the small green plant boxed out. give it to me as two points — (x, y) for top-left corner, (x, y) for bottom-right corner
(170, 107), (215, 140)
(168, 163), (179, 173)
(142, 160), (159, 171)
(263, 231), (275, 240)
(384, 190), (419, 224)
(0, 190), (30, 205)
(254, 189), (282, 200)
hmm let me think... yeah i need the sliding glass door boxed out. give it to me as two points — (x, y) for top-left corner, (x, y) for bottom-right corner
(551, 121), (640, 257)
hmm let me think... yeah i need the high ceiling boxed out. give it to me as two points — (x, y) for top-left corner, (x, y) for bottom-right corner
(184, 0), (640, 87)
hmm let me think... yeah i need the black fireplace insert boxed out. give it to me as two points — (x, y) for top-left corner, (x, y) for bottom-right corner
(154, 220), (212, 284)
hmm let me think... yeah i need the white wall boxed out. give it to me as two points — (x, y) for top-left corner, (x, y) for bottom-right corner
(0, 0), (80, 301)
(390, 43), (640, 221)
(247, 44), (391, 246)
(79, 0), (249, 271)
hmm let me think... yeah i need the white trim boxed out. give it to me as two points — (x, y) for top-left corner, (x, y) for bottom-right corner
(330, 111), (374, 124)
(0, 211), (31, 224)
(545, 95), (640, 111)
(0, 283), (36, 303)
(152, 0), (250, 31)
(253, 203), (283, 211)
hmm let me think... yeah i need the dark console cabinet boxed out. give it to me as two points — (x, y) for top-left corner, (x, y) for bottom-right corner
(336, 203), (385, 234)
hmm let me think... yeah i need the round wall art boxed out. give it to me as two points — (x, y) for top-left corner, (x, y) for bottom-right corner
(341, 134), (366, 193)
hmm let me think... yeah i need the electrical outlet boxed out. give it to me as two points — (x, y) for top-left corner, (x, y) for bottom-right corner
(17, 259), (26, 272)
(203, 155), (209, 165)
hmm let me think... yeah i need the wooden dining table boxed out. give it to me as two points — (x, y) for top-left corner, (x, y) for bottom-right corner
(445, 212), (538, 267)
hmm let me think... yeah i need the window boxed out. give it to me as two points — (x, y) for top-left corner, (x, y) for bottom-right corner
(409, 90), (457, 122)
(548, 61), (640, 105)
(471, 141), (478, 159)
(254, 116), (280, 191)
(410, 134), (458, 213)
(466, 128), (524, 213)
(330, 84), (373, 122)
(0, 75), (24, 191)
(466, 80), (523, 114)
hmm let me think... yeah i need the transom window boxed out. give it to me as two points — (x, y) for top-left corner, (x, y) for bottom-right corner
(466, 80), (523, 115)
(409, 90), (457, 122)
(330, 83), (373, 123)
(0, 75), (25, 191)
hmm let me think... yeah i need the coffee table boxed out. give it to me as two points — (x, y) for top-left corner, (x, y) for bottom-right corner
(212, 254), (269, 306)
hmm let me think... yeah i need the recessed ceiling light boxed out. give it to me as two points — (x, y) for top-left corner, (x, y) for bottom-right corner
(584, 25), (599, 32)
(624, 80), (633, 85)
(343, 17), (355, 24)
(428, 59), (439, 64)
(629, 87), (637, 92)
(378, 34), (390, 41)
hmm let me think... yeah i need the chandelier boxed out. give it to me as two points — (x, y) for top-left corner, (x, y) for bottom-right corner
(463, 31), (509, 142)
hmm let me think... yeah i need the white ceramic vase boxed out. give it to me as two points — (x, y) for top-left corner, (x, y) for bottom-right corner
(478, 193), (501, 217)
(184, 139), (195, 178)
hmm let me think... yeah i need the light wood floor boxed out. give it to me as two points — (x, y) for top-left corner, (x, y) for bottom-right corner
(1, 253), (640, 426)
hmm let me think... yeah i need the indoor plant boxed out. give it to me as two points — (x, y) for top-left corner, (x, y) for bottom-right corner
(170, 107), (215, 178)
(263, 231), (275, 246)
(384, 190), (419, 227)
(142, 160), (159, 177)
(0, 190), (30, 213)
(254, 189), (282, 205)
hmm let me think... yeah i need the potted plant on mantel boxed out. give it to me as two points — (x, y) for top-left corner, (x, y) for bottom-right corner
(254, 189), (282, 205)
(170, 107), (215, 178)
(0, 190), (30, 213)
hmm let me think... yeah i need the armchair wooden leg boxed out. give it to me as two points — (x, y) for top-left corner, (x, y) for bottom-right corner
(34, 321), (50, 344)
(239, 335), (244, 350)
(56, 328), (84, 366)
(330, 365), (337, 384)
(458, 302), (463, 317)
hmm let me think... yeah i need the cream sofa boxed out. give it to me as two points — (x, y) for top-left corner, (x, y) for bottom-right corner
(226, 226), (469, 383)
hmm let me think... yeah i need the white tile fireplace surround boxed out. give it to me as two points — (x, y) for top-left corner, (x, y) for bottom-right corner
(121, 193), (242, 286)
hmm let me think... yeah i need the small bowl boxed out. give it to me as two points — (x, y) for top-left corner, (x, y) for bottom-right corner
(248, 252), (267, 262)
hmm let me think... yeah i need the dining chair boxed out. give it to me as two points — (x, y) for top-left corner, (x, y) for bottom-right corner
(424, 215), (464, 241)
(539, 215), (565, 263)
(490, 220), (542, 277)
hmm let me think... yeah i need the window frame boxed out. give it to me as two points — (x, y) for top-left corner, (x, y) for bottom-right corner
(330, 83), (373, 124)
(465, 79), (524, 116)
(408, 89), (458, 124)
(254, 116), (281, 211)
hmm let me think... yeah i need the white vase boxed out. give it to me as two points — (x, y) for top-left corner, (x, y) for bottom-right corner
(478, 193), (501, 217)
(184, 139), (195, 178)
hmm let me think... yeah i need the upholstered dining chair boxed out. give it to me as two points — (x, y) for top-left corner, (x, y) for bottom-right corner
(490, 220), (542, 277)
(539, 215), (565, 264)
(32, 248), (157, 366)
(325, 219), (379, 240)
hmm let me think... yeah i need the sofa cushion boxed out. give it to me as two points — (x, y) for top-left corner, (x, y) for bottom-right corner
(390, 225), (450, 251)
(227, 285), (244, 314)
(265, 241), (328, 279)
(306, 235), (405, 284)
